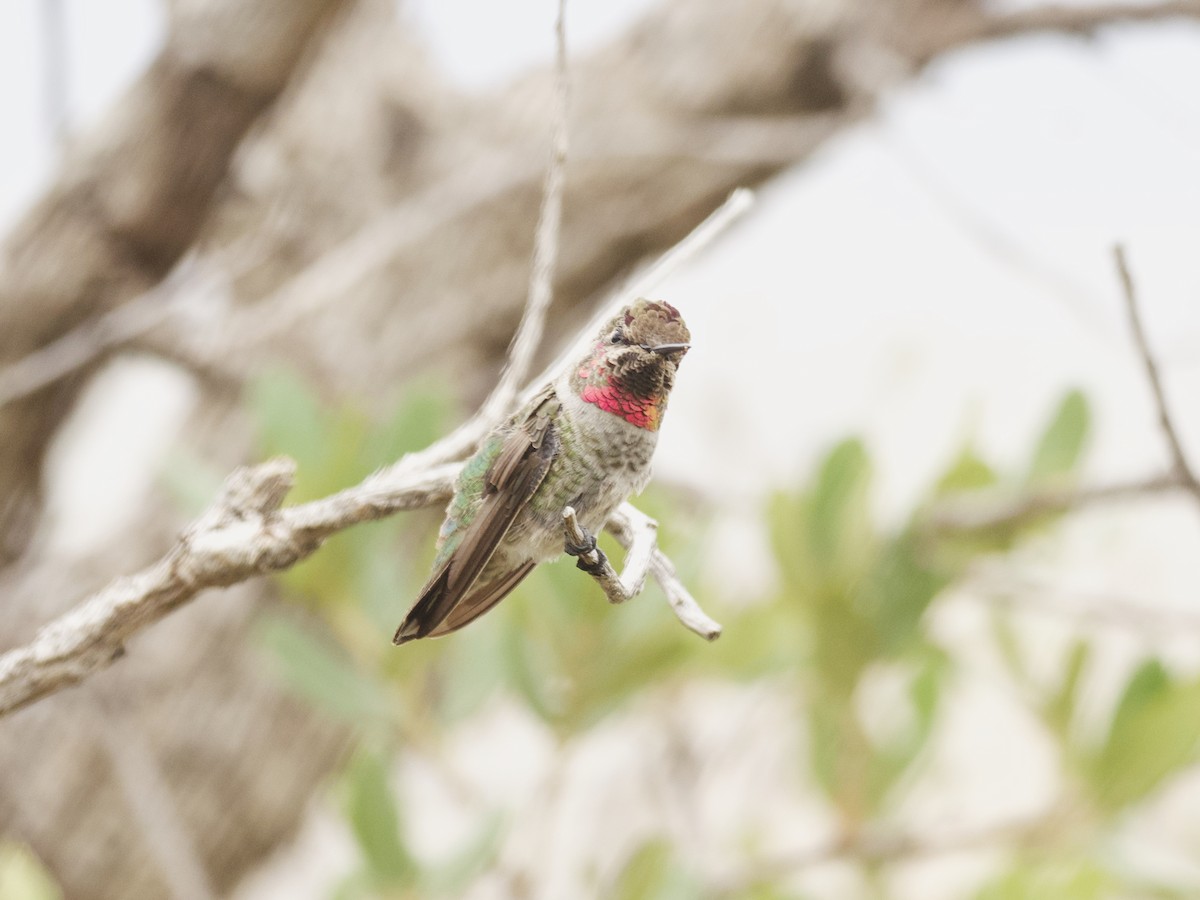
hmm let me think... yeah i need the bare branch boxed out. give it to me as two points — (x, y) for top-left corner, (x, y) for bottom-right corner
(965, 563), (1200, 636)
(0, 429), (723, 715)
(0, 292), (170, 407)
(1114, 245), (1200, 506)
(572, 503), (723, 641)
(370, 187), (755, 473)
(0, 257), (236, 407)
(964, 1), (1200, 44)
(916, 1), (1200, 61)
(563, 502), (724, 641)
(479, 0), (571, 426)
(0, 458), (457, 717)
(88, 688), (216, 900)
(646, 547), (723, 643)
(926, 473), (1181, 533)
(0, 0), (354, 556)
(519, 187), (754, 412)
(718, 807), (1064, 895)
(562, 505), (653, 604)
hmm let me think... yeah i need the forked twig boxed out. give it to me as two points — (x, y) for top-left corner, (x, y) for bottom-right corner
(563, 503), (722, 641)
(563, 505), (653, 604)
(929, 247), (1199, 533)
(1114, 244), (1200, 506)
(479, 0), (571, 426)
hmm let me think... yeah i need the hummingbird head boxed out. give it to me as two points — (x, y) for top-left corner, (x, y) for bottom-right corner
(571, 298), (690, 431)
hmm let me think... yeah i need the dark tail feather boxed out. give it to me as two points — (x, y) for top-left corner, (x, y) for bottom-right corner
(393, 569), (454, 645)
(392, 624), (421, 645)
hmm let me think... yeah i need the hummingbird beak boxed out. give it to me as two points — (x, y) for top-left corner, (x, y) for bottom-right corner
(647, 342), (690, 356)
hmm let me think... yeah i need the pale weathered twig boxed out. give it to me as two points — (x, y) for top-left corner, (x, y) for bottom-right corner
(373, 187), (756, 475)
(0, 458), (458, 716)
(1114, 244), (1200, 507)
(519, 187), (755, 412)
(479, 0), (570, 426)
(568, 502), (723, 641)
(562, 505), (653, 604)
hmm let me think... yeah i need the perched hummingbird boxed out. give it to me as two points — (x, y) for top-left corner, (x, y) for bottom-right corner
(394, 298), (691, 644)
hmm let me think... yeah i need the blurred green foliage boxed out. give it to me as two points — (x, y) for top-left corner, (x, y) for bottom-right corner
(0, 843), (61, 900)
(238, 374), (1200, 899)
(607, 839), (702, 900)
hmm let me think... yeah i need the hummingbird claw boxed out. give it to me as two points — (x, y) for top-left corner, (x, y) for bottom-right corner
(574, 547), (609, 577)
(563, 527), (598, 558)
(564, 519), (609, 575)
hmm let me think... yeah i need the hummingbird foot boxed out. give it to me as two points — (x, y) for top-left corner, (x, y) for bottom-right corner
(574, 548), (609, 577)
(564, 523), (609, 576)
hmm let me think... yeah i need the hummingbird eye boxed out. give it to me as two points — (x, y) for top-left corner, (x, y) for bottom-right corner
(609, 329), (625, 344)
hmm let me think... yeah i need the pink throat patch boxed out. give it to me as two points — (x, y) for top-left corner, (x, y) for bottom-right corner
(580, 383), (660, 430)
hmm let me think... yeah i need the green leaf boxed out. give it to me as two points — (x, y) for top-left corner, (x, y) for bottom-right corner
(368, 379), (456, 462)
(1108, 659), (1170, 739)
(861, 530), (947, 654)
(342, 750), (416, 888)
(257, 615), (393, 727)
(611, 839), (671, 900)
(249, 366), (329, 473)
(349, 521), (418, 635)
(329, 870), (371, 900)
(868, 652), (948, 803)
(933, 445), (998, 496)
(806, 691), (872, 813)
(500, 609), (562, 725)
(1042, 638), (1091, 741)
(431, 618), (507, 724)
(808, 438), (872, 570)
(607, 838), (698, 900)
(158, 448), (226, 516)
(975, 856), (1111, 900)
(911, 657), (940, 728)
(0, 844), (61, 900)
(990, 608), (1032, 691)
(1027, 390), (1090, 483)
(1089, 659), (1200, 810)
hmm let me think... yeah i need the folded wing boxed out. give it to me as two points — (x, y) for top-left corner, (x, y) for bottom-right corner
(393, 392), (558, 644)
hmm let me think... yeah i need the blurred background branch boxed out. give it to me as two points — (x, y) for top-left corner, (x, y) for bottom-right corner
(1114, 244), (1200, 507)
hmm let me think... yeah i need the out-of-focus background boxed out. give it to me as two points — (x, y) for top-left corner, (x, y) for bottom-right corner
(2, 0), (1200, 898)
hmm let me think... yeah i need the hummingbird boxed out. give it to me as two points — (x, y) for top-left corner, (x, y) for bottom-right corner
(394, 298), (691, 644)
